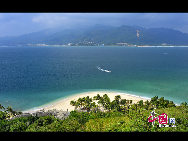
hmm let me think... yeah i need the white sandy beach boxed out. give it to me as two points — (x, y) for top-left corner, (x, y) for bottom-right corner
(23, 91), (150, 113)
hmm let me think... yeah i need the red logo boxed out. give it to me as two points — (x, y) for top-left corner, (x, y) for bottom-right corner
(148, 112), (168, 126)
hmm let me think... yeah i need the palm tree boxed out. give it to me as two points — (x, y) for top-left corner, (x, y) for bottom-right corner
(90, 102), (98, 112)
(85, 96), (92, 103)
(150, 96), (158, 108)
(164, 99), (169, 108)
(110, 100), (116, 111)
(138, 100), (144, 108)
(6, 106), (13, 113)
(0, 104), (5, 110)
(129, 100), (132, 105)
(77, 98), (84, 109)
(180, 102), (187, 107)
(125, 100), (131, 113)
(98, 97), (104, 106)
(144, 100), (150, 110)
(115, 95), (121, 103)
(70, 100), (80, 110)
(120, 99), (126, 105)
(17, 111), (22, 115)
(103, 94), (110, 101)
(74, 101), (80, 110)
(167, 101), (176, 108)
(120, 99), (127, 112)
(158, 97), (165, 107)
(131, 103), (138, 111)
(110, 96), (121, 112)
(102, 94), (111, 111)
(5, 106), (17, 118)
(84, 96), (93, 112)
(70, 100), (76, 106)
(93, 94), (101, 100)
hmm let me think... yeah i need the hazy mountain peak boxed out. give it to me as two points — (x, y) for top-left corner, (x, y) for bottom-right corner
(1, 25), (188, 46)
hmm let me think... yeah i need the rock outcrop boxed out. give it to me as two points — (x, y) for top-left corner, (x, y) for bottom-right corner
(11, 109), (70, 120)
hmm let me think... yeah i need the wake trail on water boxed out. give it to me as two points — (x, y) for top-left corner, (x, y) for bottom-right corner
(97, 66), (111, 73)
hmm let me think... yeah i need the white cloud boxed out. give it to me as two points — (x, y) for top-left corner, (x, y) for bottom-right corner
(32, 13), (91, 28)
(31, 13), (130, 28)
(32, 13), (68, 27)
(1, 13), (188, 37)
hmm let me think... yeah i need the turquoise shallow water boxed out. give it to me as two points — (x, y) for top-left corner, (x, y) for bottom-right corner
(0, 46), (188, 111)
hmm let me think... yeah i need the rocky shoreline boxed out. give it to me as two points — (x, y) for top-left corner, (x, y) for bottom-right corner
(11, 109), (70, 120)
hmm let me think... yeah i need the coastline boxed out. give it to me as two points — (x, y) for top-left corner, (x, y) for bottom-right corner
(22, 90), (151, 113)
(2, 45), (188, 48)
(28, 45), (188, 48)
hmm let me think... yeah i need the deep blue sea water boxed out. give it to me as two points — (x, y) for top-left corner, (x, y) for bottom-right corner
(0, 46), (188, 111)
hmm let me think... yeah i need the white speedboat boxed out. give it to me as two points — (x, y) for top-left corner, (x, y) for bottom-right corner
(97, 66), (111, 73)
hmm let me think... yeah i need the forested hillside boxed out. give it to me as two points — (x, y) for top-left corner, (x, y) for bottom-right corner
(1, 25), (188, 46)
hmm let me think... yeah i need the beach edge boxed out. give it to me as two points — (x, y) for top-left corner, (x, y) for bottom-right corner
(22, 90), (151, 113)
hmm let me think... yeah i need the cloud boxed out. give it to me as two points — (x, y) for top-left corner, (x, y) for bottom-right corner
(31, 13), (188, 32)
(133, 13), (188, 31)
(32, 13), (69, 28)
(31, 13), (142, 28)
(31, 13), (102, 28)
(0, 13), (45, 37)
(1, 13), (188, 37)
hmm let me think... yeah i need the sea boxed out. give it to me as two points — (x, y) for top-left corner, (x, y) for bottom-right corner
(0, 46), (188, 111)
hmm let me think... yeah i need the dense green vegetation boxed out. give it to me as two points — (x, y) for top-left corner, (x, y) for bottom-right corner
(0, 95), (187, 132)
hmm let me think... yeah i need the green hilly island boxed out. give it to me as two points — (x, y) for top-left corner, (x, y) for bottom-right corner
(1, 25), (188, 46)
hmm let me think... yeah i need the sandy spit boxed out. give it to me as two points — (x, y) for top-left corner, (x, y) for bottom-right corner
(23, 90), (150, 113)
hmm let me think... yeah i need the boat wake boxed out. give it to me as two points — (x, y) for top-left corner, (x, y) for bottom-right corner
(97, 66), (111, 73)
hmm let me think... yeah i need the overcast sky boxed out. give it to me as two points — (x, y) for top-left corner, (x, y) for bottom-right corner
(0, 13), (188, 37)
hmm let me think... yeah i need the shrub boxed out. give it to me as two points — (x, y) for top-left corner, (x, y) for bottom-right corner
(9, 121), (27, 132)
(0, 111), (7, 120)
(0, 120), (10, 132)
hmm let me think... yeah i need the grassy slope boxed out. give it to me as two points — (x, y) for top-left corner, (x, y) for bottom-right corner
(81, 107), (188, 132)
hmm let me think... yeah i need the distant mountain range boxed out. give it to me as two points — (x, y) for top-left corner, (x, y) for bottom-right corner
(1, 24), (188, 46)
